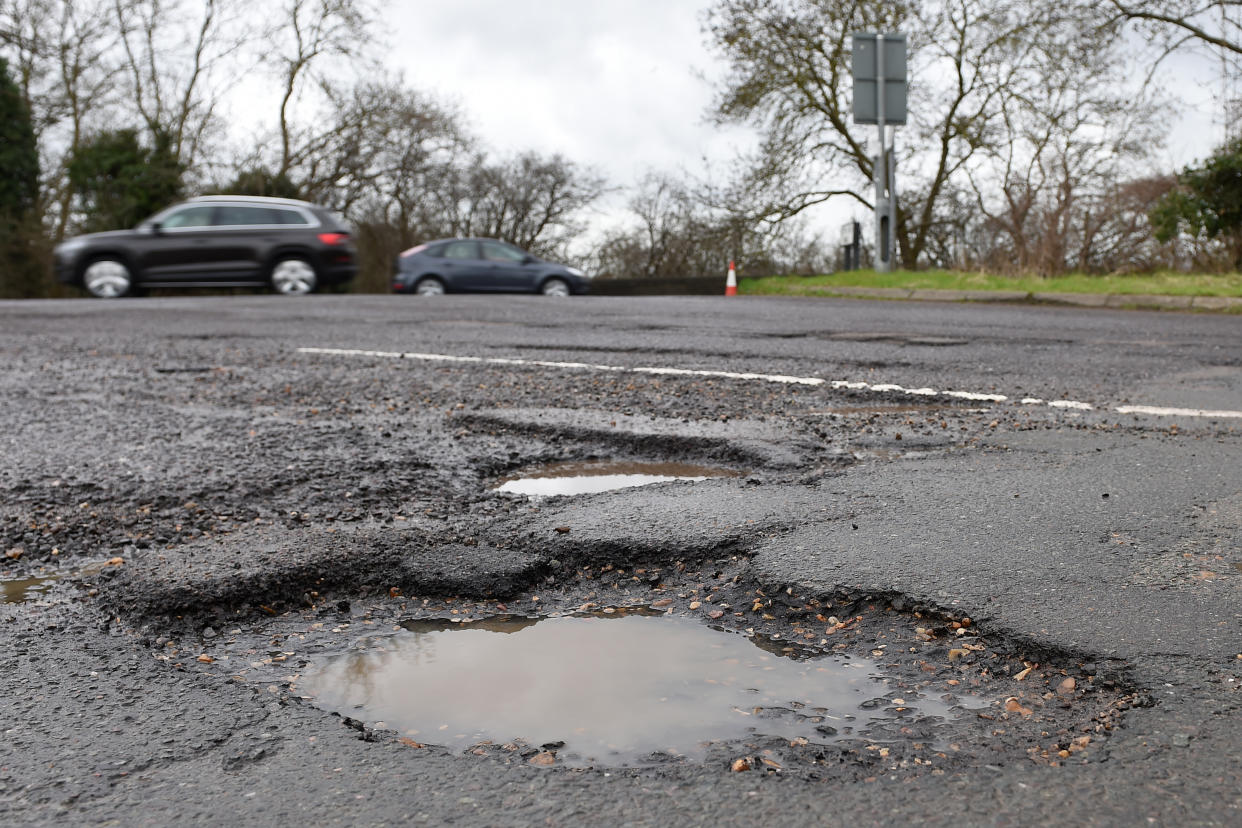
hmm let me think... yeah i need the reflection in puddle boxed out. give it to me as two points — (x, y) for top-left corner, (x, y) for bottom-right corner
(2, 559), (122, 604)
(494, 461), (741, 497)
(304, 613), (972, 767)
(1, 575), (57, 603)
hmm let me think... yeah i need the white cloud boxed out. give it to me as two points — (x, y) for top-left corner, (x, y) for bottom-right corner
(387, 0), (751, 185)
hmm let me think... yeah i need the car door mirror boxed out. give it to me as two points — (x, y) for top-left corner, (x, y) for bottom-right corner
(149, 221), (163, 236)
(522, 254), (536, 264)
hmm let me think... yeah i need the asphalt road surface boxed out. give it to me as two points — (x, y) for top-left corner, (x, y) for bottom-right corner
(2, 294), (1240, 826)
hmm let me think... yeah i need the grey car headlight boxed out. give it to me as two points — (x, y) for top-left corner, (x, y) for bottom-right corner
(566, 267), (586, 277)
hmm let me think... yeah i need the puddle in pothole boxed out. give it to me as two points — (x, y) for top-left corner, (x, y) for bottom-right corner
(1, 575), (57, 603)
(2, 559), (123, 603)
(302, 611), (977, 767)
(494, 460), (742, 497)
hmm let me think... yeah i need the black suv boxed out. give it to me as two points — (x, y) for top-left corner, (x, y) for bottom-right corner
(54, 196), (357, 297)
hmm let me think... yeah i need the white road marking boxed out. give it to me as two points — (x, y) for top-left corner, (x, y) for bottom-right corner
(1116, 405), (1242, 419)
(944, 391), (1008, 402)
(295, 347), (1242, 420)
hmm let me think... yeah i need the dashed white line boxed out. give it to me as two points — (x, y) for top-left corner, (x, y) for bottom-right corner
(944, 390), (1009, 402)
(295, 347), (1242, 420)
(1116, 405), (1242, 419)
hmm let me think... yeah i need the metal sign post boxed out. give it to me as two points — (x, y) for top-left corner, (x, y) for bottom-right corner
(852, 33), (907, 273)
(839, 220), (861, 271)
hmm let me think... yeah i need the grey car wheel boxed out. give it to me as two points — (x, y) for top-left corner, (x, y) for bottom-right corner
(540, 277), (571, 297)
(270, 257), (318, 295)
(415, 277), (445, 296)
(83, 258), (134, 298)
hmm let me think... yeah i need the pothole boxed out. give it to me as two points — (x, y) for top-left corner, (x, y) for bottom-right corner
(494, 461), (742, 497)
(1, 574), (58, 603)
(186, 560), (1142, 778)
(299, 609), (985, 768)
(2, 559), (124, 603)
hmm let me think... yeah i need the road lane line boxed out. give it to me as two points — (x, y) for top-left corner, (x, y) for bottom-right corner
(1116, 405), (1242, 419)
(295, 347), (1242, 420)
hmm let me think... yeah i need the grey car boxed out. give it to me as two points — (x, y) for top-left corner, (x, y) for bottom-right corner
(390, 238), (590, 296)
(54, 195), (357, 298)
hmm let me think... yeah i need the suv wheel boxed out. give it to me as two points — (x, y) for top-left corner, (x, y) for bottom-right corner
(270, 257), (317, 295)
(83, 258), (134, 298)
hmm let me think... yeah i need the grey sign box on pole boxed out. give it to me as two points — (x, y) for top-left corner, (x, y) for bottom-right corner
(852, 33), (907, 124)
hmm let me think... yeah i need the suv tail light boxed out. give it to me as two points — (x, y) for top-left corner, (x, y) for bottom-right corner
(318, 232), (349, 245)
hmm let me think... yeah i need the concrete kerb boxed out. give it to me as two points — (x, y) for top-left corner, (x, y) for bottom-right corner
(910, 289), (1030, 303)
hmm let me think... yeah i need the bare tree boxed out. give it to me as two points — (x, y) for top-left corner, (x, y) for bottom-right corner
(1081, 175), (1183, 273)
(291, 79), (466, 215)
(592, 171), (829, 280)
(1107, 1), (1242, 55)
(0, 0), (123, 239)
(961, 10), (1163, 275)
(703, 0), (1148, 269)
(263, 0), (375, 179)
(455, 153), (607, 256)
(110, 0), (251, 171)
(1108, 2), (1242, 139)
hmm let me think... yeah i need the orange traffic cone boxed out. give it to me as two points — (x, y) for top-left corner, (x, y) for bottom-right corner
(725, 260), (738, 296)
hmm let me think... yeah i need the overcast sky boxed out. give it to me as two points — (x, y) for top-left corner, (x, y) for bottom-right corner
(378, 1), (1226, 239)
(388, 1), (746, 185)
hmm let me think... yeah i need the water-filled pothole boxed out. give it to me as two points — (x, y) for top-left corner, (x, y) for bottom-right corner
(494, 460), (742, 497)
(302, 611), (979, 767)
(1, 574), (57, 603)
(2, 559), (123, 603)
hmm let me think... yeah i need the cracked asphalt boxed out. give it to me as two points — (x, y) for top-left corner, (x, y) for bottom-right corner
(2, 294), (1240, 826)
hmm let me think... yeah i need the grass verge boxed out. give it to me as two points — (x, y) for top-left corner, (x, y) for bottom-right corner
(739, 270), (1242, 298)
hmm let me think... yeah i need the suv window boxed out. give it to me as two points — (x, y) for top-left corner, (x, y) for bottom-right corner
(216, 205), (310, 226)
(442, 241), (479, 260)
(481, 241), (527, 263)
(273, 208), (310, 225)
(162, 206), (215, 229)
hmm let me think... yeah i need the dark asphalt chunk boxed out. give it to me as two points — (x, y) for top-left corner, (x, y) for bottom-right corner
(96, 525), (545, 621)
(456, 407), (815, 469)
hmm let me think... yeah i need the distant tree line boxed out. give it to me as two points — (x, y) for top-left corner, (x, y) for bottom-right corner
(1, 0), (1241, 298)
(703, 0), (1242, 276)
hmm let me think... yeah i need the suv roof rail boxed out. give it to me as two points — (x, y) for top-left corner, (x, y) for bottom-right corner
(189, 195), (315, 207)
